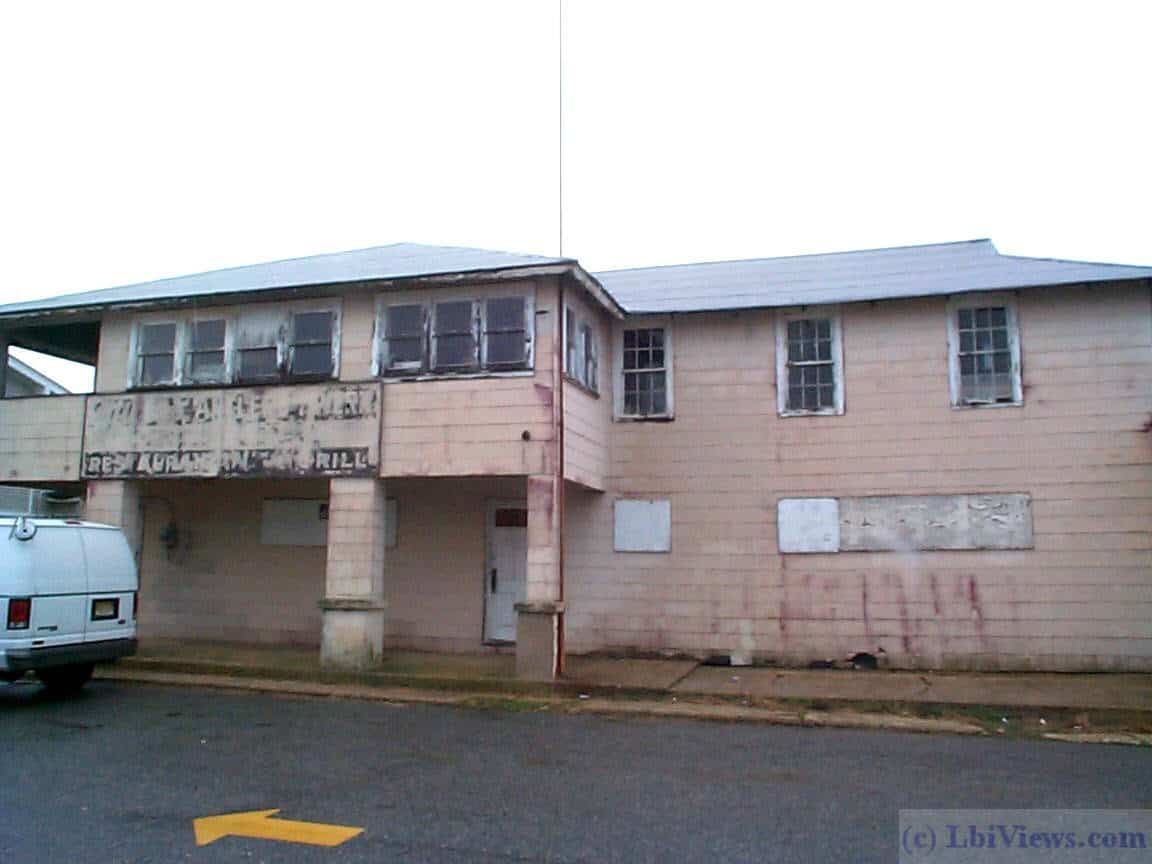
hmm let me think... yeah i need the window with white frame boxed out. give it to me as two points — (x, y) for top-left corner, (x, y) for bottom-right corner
(483, 296), (528, 369)
(234, 328), (281, 383)
(620, 326), (670, 417)
(433, 300), (477, 370)
(131, 304), (338, 388)
(581, 322), (598, 391)
(186, 319), (227, 384)
(776, 313), (844, 415)
(289, 310), (335, 378)
(564, 306), (599, 393)
(948, 298), (1021, 406)
(378, 295), (533, 377)
(382, 304), (425, 373)
(137, 322), (178, 386)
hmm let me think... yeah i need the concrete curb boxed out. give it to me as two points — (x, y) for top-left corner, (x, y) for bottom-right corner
(98, 668), (989, 736)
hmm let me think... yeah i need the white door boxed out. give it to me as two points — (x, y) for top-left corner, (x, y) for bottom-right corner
(484, 502), (527, 643)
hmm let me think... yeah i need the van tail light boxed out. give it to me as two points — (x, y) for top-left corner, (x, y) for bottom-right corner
(7, 597), (31, 630)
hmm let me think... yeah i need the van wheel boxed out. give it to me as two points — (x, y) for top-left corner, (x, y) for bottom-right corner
(37, 664), (94, 695)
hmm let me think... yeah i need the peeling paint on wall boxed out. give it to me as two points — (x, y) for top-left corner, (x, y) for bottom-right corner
(778, 494), (1034, 552)
(839, 494), (1033, 551)
(82, 383), (381, 479)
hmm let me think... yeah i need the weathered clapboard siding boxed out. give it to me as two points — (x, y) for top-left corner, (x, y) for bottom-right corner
(0, 395), (86, 481)
(564, 281), (1152, 670)
(381, 476), (524, 653)
(378, 277), (560, 478)
(137, 478), (329, 645)
(82, 278), (563, 480)
(562, 287), (612, 490)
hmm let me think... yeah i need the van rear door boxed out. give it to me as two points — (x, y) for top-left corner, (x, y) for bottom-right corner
(79, 526), (137, 644)
(10, 524), (88, 651)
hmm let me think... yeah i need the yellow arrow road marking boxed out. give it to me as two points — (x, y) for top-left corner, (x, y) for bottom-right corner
(193, 809), (364, 847)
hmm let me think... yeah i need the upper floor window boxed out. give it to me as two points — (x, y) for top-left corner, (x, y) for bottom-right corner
(564, 306), (599, 394)
(775, 313), (844, 416)
(131, 304), (338, 389)
(186, 319), (227, 384)
(234, 323), (281, 384)
(383, 304), (425, 372)
(483, 297), (528, 369)
(137, 323), (177, 386)
(378, 294), (533, 377)
(618, 325), (671, 418)
(289, 311), (335, 378)
(947, 297), (1021, 407)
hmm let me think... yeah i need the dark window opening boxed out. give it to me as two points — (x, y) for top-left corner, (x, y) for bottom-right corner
(484, 297), (527, 369)
(289, 311), (334, 378)
(137, 323), (176, 386)
(187, 319), (226, 383)
(784, 318), (836, 412)
(384, 304), (425, 371)
(622, 328), (667, 416)
(957, 306), (1014, 404)
(433, 301), (477, 370)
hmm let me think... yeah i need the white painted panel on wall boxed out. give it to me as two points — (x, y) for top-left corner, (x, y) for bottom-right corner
(262, 497), (399, 547)
(261, 499), (328, 546)
(778, 498), (841, 553)
(614, 499), (671, 552)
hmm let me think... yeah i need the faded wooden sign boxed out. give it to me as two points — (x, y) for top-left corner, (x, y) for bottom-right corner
(778, 493), (1033, 553)
(839, 494), (1033, 551)
(82, 383), (380, 479)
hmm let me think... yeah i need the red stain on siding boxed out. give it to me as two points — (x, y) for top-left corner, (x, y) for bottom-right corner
(967, 575), (984, 627)
(896, 577), (912, 654)
(860, 573), (871, 637)
(929, 573), (942, 617)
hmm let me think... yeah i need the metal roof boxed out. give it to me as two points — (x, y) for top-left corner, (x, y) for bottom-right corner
(0, 242), (574, 318)
(593, 239), (1152, 314)
(7, 356), (68, 394)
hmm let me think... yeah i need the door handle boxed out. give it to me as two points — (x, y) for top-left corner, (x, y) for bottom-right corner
(490, 568), (498, 593)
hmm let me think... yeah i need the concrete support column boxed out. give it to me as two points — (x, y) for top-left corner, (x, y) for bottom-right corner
(321, 477), (387, 669)
(516, 473), (564, 680)
(85, 480), (142, 558)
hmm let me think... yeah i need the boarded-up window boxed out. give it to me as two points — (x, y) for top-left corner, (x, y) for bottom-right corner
(137, 323), (177, 386)
(186, 319), (227, 383)
(484, 297), (528, 369)
(777, 498), (841, 553)
(261, 497), (399, 547)
(614, 498), (671, 552)
(433, 301), (478, 370)
(622, 328), (668, 417)
(289, 311), (334, 378)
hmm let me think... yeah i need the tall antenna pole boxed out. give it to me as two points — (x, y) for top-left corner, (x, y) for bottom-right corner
(558, 0), (564, 257)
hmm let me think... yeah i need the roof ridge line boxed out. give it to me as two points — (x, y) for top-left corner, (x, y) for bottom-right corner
(593, 239), (995, 275)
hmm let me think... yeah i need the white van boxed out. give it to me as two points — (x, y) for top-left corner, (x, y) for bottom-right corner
(1, 517), (138, 694)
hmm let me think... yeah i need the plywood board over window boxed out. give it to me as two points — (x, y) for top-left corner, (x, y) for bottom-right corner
(261, 497), (399, 547)
(614, 499), (671, 552)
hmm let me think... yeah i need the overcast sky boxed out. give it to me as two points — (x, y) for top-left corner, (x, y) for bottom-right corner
(2, 1), (1149, 390)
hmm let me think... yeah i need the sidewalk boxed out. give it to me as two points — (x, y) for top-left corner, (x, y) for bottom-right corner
(98, 640), (1152, 743)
